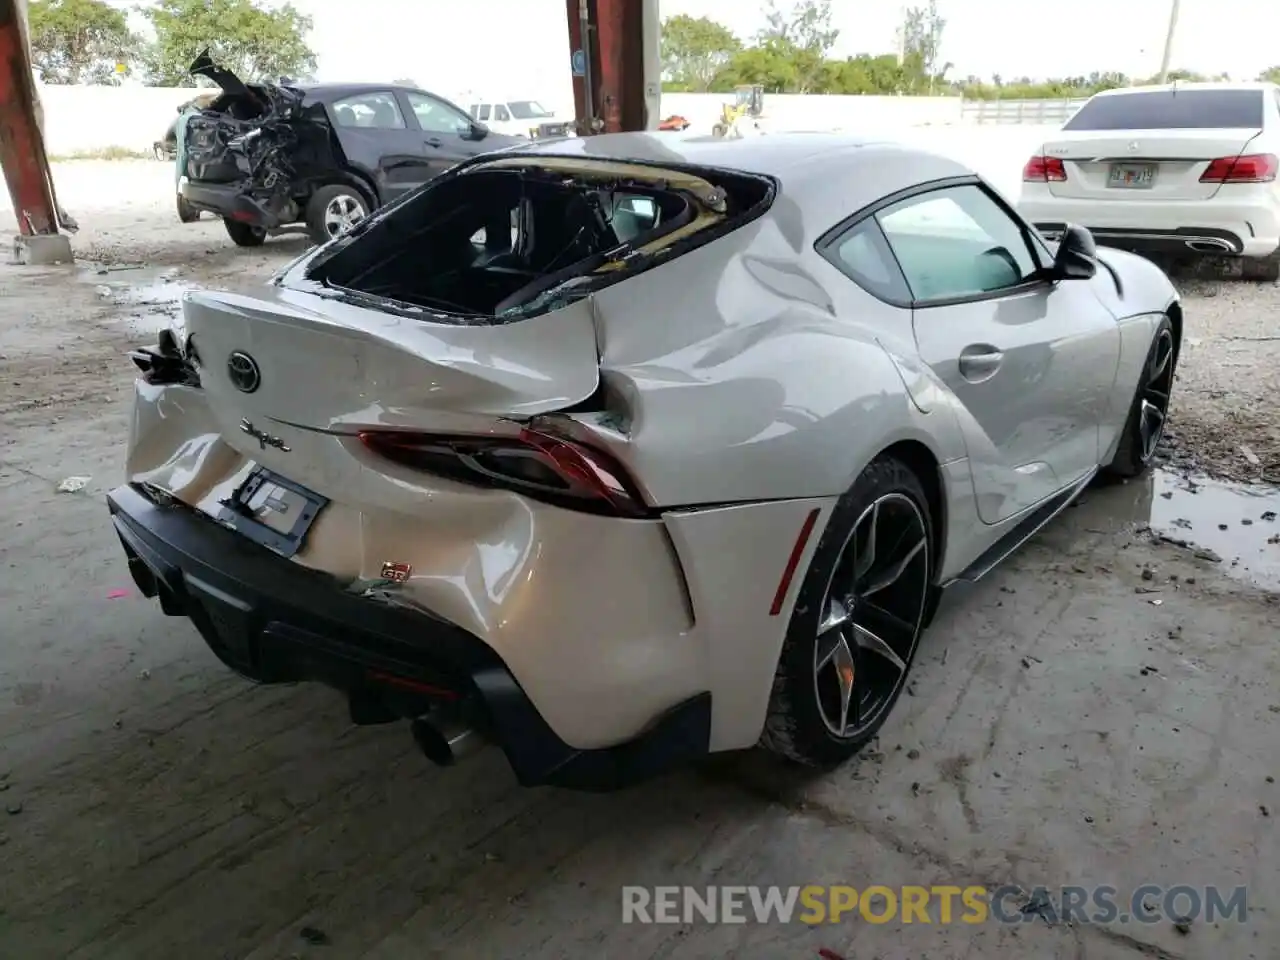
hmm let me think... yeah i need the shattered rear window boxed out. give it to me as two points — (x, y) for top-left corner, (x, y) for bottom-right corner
(306, 156), (774, 324)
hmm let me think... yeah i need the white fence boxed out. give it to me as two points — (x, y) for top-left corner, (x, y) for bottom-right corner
(961, 98), (1086, 126)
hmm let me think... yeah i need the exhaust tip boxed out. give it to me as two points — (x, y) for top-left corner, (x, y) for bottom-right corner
(1185, 239), (1231, 253)
(411, 715), (484, 767)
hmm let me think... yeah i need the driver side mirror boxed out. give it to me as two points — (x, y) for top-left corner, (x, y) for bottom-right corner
(465, 121), (488, 141)
(1053, 223), (1097, 280)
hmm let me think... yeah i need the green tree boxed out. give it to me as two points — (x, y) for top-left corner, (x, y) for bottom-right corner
(897, 0), (947, 93)
(142, 0), (316, 86)
(1260, 66), (1280, 84)
(27, 0), (140, 84)
(754, 0), (838, 93)
(713, 44), (798, 93)
(660, 14), (741, 92)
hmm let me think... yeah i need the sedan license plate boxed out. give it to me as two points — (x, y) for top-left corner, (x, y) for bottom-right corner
(216, 466), (328, 558)
(1108, 163), (1157, 189)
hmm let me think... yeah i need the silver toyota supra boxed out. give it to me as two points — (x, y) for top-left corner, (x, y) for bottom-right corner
(108, 131), (1180, 790)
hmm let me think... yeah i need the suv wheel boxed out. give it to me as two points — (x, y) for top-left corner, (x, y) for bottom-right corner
(306, 185), (369, 245)
(223, 218), (267, 247)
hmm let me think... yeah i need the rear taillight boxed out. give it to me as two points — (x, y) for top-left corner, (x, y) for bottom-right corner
(1200, 153), (1279, 183)
(356, 427), (648, 518)
(1023, 155), (1067, 182)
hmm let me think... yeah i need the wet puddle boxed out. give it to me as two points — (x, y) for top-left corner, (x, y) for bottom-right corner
(79, 265), (194, 335)
(1142, 470), (1280, 590)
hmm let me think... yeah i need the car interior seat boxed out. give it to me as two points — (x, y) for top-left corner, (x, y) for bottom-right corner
(370, 101), (400, 128)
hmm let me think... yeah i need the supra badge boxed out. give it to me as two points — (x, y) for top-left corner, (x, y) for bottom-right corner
(239, 418), (291, 452)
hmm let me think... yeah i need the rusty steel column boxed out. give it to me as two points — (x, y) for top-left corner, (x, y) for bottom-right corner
(566, 0), (647, 135)
(0, 0), (59, 235)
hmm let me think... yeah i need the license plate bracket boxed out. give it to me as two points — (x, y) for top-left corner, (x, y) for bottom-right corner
(1108, 162), (1157, 189)
(216, 467), (328, 558)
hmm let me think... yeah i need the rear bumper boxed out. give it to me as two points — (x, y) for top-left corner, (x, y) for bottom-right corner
(179, 178), (282, 228)
(1020, 191), (1280, 258)
(105, 483), (711, 791)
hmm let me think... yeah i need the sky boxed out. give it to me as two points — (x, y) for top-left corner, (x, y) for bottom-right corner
(128, 0), (1280, 105)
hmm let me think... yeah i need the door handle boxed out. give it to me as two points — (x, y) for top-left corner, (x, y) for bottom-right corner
(958, 344), (1003, 382)
(424, 137), (442, 148)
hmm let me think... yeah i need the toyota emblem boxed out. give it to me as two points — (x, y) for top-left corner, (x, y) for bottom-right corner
(227, 351), (261, 393)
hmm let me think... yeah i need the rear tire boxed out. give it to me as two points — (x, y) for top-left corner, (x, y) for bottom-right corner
(305, 184), (370, 246)
(176, 194), (199, 223)
(761, 455), (934, 767)
(223, 218), (266, 247)
(1104, 315), (1176, 479)
(1242, 250), (1280, 282)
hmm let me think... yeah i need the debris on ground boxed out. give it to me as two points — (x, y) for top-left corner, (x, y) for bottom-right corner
(299, 925), (330, 946)
(6, 801), (23, 815)
(55, 475), (90, 493)
(1174, 916), (1193, 935)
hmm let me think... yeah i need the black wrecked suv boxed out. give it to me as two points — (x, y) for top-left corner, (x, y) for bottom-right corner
(180, 52), (522, 246)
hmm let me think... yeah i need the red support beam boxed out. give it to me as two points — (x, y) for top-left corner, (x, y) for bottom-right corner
(566, 0), (647, 135)
(0, 0), (58, 235)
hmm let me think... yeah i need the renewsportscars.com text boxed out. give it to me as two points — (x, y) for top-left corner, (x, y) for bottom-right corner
(621, 884), (1248, 926)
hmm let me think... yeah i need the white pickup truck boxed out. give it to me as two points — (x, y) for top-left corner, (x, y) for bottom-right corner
(467, 98), (574, 139)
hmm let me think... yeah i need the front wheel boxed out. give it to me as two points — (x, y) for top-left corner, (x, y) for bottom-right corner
(761, 455), (934, 766)
(1104, 315), (1176, 478)
(305, 185), (369, 245)
(223, 218), (267, 247)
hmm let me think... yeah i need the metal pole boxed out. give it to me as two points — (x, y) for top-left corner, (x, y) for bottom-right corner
(578, 0), (596, 132)
(1157, 0), (1181, 85)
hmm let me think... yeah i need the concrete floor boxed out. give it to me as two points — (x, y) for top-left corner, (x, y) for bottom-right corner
(2, 164), (1279, 960)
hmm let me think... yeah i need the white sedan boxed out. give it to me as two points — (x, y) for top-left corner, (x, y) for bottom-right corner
(108, 132), (1181, 790)
(1019, 82), (1280, 281)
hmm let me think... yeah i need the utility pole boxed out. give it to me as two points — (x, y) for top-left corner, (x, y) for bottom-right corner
(1157, 0), (1181, 84)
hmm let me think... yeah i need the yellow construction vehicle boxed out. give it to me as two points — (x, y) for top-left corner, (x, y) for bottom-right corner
(711, 85), (764, 137)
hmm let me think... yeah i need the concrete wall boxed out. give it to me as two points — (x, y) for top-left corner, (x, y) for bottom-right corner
(34, 84), (970, 156)
(38, 84), (205, 156)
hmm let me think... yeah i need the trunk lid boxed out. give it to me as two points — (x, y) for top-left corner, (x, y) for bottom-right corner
(182, 285), (601, 491)
(1043, 128), (1263, 201)
(188, 49), (250, 98)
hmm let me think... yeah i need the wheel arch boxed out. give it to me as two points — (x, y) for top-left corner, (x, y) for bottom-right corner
(1165, 298), (1183, 365)
(877, 438), (946, 582)
(305, 171), (379, 211)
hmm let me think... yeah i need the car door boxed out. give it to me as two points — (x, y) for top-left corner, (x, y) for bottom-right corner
(402, 90), (487, 179)
(873, 180), (1119, 525)
(327, 90), (432, 201)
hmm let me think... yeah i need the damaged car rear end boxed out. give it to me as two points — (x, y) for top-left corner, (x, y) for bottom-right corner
(180, 52), (331, 244)
(109, 143), (785, 790)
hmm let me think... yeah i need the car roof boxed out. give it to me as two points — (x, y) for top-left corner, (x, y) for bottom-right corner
(291, 81), (437, 100)
(511, 130), (970, 182)
(1093, 81), (1278, 97)
(496, 131), (979, 233)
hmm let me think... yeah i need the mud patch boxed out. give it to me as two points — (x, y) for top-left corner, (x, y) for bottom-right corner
(1140, 470), (1280, 591)
(80, 265), (193, 336)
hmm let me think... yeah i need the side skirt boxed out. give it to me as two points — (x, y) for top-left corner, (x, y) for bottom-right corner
(943, 467), (1097, 587)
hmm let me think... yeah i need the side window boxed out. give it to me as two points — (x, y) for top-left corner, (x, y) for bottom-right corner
(405, 91), (473, 135)
(478, 104), (492, 121)
(494, 104), (511, 122)
(824, 218), (911, 303)
(876, 184), (1040, 302)
(331, 92), (405, 130)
